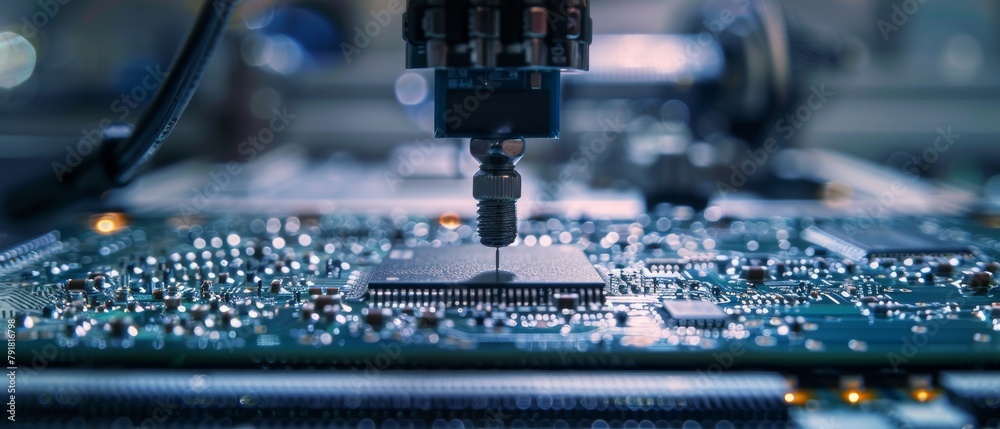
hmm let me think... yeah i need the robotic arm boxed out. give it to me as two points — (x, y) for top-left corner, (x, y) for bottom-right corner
(402, 0), (592, 268)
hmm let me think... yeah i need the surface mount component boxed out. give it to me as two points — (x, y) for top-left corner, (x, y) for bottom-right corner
(661, 299), (728, 326)
(941, 372), (1000, 424)
(802, 225), (973, 260)
(368, 245), (604, 307)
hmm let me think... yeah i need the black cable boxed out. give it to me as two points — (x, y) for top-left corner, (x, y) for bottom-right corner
(3, 0), (237, 219)
(111, 0), (238, 185)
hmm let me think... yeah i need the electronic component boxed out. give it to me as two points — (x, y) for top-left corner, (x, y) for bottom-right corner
(369, 244), (604, 306)
(879, 401), (976, 429)
(741, 266), (768, 282)
(0, 285), (57, 319)
(968, 272), (992, 291)
(802, 225), (973, 260)
(792, 411), (895, 429)
(941, 372), (1000, 425)
(661, 299), (728, 326)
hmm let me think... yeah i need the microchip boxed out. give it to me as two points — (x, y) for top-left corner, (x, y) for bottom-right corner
(882, 402), (976, 429)
(661, 299), (727, 326)
(368, 245), (604, 307)
(0, 284), (61, 319)
(802, 225), (972, 260)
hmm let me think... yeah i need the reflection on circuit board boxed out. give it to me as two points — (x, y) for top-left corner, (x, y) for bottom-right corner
(5, 210), (1000, 427)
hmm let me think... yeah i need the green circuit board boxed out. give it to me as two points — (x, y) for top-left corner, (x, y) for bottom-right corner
(5, 211), (1000, 427)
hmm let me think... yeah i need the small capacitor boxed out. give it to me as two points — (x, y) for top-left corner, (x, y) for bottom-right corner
(363, 308), (391, 328)
(554, 293), (580, 312)
(418, 307), (441, 328)
(300, 302), (316, 321)
(742, 266), (767, 282)
(164, 296), (181, 310)
(969, 272), (992, 293)
(986, 262), (1000, 274)
(322, 306), (337, 323)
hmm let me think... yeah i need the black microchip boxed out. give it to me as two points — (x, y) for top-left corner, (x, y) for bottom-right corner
(802, 225), (972, 260)
(369, 245), (604, 307)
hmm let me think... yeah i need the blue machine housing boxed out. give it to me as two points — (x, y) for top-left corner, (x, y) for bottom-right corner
(434, 69), (561, 139)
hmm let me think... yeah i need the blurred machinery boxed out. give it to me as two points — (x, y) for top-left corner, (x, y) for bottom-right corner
(1, 0), (998, 221)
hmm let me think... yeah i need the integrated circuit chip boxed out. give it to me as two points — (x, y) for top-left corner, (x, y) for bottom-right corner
(802, 225), (972, 260)
(661, 299), (727, 326)
(368, 245), (605, 307)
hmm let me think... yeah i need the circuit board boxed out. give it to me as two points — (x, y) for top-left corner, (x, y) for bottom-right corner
(6, 210), (1000, 427)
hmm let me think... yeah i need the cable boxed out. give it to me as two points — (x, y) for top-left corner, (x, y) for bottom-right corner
(3, 0), (237, 219)
(112, 0), (238, 185)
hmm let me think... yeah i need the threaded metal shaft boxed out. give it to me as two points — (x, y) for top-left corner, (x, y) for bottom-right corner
(470, 138), (524, 249)
(476, 200), (517, 248)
